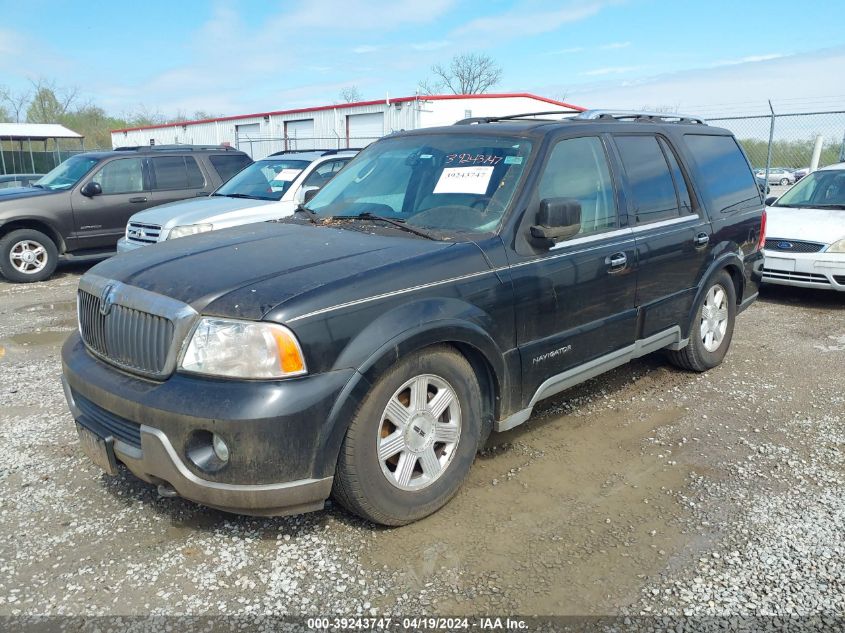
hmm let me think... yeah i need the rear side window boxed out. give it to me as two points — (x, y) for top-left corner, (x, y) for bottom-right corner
(684, 135), (760, 213)
(209, 154), (253, 182)
(615, 135), (680, 224)
(150, 156), (206, 191)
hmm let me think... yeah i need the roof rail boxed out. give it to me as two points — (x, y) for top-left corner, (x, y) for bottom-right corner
(268, 148), (361, 157)
(113, 144), (241, 152)
(454, 110), (578, 125)
(573, 110), (706, 125)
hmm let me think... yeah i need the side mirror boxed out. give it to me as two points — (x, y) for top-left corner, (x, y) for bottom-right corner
(764, 195), (778, 206)
(530, 198), (581, 246)
(301, 186), (321, 204)
(81, 181), (102, 197)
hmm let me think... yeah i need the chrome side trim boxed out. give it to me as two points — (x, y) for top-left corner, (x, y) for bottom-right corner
(629, 215), (700, 233)
(549, 227), (633, 250)
(496, 327), (687, 432)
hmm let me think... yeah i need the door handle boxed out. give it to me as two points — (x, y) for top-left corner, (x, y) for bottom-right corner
(129, 196), (148, 203)
(606, 252), (627, 272)
(693, 232), (710, 247)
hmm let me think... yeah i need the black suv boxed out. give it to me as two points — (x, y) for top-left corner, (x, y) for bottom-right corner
(0, 145), (251, 282)
(61, 110), (765, 526)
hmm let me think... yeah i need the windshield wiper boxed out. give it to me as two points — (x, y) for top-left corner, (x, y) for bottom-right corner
(217, 193), (264, 200)
(331, 212), (439, 240)
(810, 203), (845, 210)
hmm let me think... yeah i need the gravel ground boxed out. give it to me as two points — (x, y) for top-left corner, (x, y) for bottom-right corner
(1, 263), (843, 620)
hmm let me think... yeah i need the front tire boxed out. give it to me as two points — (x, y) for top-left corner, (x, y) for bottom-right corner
(332, 346), (483, 526)
(668, 270), (736, 372)
(0, 229), (59, 283)
(779, 178), (789, 186)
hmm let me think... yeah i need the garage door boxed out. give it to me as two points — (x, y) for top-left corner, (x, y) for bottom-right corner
(346, 112), (384, 148)
(235, 124), (261, 157)
(285, 119), (315, 150)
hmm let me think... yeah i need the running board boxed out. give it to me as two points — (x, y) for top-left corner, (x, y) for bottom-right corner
(495, 327), (687, 432)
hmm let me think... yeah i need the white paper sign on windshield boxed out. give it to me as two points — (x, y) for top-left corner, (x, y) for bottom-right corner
(433, 166), (494, 195)
(273, 168), (303, 182)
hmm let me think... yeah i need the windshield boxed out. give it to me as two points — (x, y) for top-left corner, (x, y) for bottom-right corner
(774, 169), (845, 209)
(34, 155), (100, 191)
(306, 134), (533, 235)
(214, 158), (310, 200)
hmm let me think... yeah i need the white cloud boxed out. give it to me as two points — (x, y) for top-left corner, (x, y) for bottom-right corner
(455, 0), (616, 38)
(411, 40), (450, 51)
(712, 53), (785, 67)
(600, 41), (631, 49)
(549, 47), (845, 115)
(581, 65), (642, 76)
(352, 45), (380, 54)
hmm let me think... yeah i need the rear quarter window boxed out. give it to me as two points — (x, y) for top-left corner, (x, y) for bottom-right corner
(683, 134), (760, 214)
(209, 154), (253, 182)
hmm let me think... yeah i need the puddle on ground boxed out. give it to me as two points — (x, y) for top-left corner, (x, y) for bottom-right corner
(0, 330), (73, 357)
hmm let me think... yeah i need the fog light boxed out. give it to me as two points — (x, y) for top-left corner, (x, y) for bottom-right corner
(212, 433), (230, 462)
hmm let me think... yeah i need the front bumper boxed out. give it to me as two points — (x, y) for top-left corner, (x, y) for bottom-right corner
(116, 237), (147, 253)
(61, 332), (353, 516)
(762, 250), (845, 291)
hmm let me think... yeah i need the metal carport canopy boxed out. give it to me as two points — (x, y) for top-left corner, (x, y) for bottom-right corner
(0, 123), (83, 140)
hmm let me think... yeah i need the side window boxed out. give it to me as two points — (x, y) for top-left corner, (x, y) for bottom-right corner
(91, 158), (144, 194)
(658, 137), (693, 214)
(209, 154), (253, 182)
(303, 159), (349, 188)
(185, 157), (205, 188)
(536, 136), (617, 235)
(684, 134), (760, 213)
(150, 156), (203, 191)
(615, 135), (680, 225)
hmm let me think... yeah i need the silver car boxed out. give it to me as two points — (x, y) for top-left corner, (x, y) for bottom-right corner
(754, 167), (796, 186)
(117, 150), (357, 252)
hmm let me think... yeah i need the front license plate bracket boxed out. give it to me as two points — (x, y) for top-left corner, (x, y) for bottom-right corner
(76, 424), (118, 476)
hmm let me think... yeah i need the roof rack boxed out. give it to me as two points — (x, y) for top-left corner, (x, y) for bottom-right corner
(454, 110), (578, 125)
(268, 148), (361, 157)
(573, 110), (706, 125)
(113, 144), (241, 152)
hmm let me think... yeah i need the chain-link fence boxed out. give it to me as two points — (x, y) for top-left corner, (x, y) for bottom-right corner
(235, 136), (378, 159)
(707, 111), (845, 178)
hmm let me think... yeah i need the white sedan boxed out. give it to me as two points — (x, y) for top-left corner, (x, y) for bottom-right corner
(762, 162), (845, 291)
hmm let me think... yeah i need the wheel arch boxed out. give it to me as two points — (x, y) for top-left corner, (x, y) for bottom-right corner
(0, 217), (67, 253)
(685, 252), (744, 339)
(309, 299), (511, 478)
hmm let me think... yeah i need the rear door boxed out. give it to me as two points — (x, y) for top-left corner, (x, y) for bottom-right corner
(612, 134), (711, 338)
(71, 156), (152, 250)
(145, 155), (209, 208)
(509, 134), (638, 401)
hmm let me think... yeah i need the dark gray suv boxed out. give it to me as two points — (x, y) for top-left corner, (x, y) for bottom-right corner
(0, 145), (252, 282)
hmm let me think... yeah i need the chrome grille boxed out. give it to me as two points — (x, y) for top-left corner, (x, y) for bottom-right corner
(126, 221), (162, 245)
(78, 289), (174, 375)
(764, 239), (825, 254)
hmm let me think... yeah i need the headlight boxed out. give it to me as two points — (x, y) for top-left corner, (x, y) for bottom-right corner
(167, 223), (213, 240)
(828, 238), (845, 253)
(180, 318), (306, 379)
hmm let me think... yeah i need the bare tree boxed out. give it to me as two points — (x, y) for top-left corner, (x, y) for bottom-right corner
(339, 86), (362, 103)
(422, 53), (502, 95)
(0, 85), (31, 123)
(26, 78), (79, 123)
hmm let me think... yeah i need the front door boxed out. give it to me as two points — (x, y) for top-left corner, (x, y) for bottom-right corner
(71, 156), (153, 250)
(508, 135), (638, 406)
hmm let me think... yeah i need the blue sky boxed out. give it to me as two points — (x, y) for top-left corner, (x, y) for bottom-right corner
(1, 0), (844, 119)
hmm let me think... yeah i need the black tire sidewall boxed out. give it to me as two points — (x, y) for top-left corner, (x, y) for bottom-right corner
(690, 271), (737, 369)
(0, 229), (58, 283)
(338, 348), (482, 524)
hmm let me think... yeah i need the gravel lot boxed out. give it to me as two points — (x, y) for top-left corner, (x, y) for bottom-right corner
(0, 262), (843, 619)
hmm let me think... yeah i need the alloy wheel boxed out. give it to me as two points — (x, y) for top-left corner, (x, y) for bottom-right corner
(700, 283), (729, 353)
(9, 240), (48, 275)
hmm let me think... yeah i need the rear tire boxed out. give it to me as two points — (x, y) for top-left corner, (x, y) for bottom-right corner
(668, 270), (736, 372)
(779, 178), (789, 186)
(0, 229), (59, 283)
(332, 346), (482, 526)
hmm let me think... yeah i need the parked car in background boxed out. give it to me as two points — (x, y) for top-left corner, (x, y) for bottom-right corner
(117, 149), (356, 252)
(762, 162), (845, 291)
(755, 167), (796, 186)
(792, 167), (810, 181)
(0, 173), (44, 189)
(0, 145), (251, 282)
(62, 110), (764, 526)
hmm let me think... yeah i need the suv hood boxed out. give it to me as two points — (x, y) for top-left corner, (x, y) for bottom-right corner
(88, 222), (460, 321)
(0, 186), (57, 201)
(766, 206), (845, 245)
(128, 196), (279, 229)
